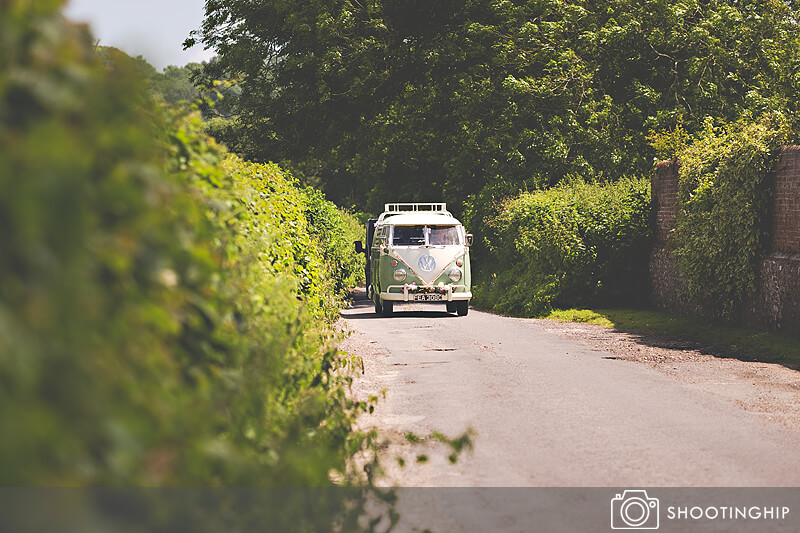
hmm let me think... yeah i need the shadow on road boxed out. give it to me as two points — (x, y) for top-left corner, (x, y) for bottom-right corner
(606, 328), (800, 371)
(344, 288), (459, 320)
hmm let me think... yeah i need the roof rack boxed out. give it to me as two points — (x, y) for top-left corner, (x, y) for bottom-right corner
(376, 203), (452, 224)
(383, 203), (449, 215)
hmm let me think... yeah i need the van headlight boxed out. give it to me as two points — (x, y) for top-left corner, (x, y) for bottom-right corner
(393, 268), (407, 282)
(448, 268), (462, 282)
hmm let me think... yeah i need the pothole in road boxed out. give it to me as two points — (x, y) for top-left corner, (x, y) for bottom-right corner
(425, 348), (457, 352)
(602, 356), (620, 360)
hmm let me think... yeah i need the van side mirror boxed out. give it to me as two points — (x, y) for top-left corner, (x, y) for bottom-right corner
(354, 241), (365, 254)
(466, 234), (474, 247)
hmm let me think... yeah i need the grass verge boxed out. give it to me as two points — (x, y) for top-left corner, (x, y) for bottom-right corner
(545, 308), (800, 369)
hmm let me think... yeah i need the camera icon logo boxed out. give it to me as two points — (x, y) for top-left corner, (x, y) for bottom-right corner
(611, 490), (660, 529)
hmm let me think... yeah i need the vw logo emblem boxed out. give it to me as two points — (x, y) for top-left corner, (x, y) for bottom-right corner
(418, 255), (436, 272)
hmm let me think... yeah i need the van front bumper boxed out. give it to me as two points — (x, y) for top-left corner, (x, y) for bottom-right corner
(381, 285), (472, 302)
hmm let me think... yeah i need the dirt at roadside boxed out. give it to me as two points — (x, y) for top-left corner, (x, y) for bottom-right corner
(541, 320), (800, 433)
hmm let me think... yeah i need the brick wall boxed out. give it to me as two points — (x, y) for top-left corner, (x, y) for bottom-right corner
(771, 146), (800, 253)
(652, 161), (679, 245)
(650, 147), (800, 335)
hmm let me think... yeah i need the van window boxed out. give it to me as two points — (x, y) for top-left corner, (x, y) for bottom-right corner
(392, 226), (426, 245)
(391, 225), (461, 246)
(429, 226), (461, 246)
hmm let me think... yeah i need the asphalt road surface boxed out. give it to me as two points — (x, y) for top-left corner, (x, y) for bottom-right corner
(341, 290), (800, 488)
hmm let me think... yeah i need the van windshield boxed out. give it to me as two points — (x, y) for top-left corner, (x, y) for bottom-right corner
(392, 225), (461, 246)
(429, 226), (461, 245)
(392, 226), (426, 245)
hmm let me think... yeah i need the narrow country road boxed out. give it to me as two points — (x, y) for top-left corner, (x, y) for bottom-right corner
(341, 289), (800, 488)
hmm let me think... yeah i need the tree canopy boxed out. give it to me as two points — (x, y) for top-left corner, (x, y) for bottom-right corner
(189, 0), (800, 213)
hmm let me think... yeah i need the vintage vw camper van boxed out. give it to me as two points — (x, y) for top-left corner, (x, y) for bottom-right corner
(354, 203), (472, 317)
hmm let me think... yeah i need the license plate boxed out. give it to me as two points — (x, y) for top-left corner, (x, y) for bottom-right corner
(412, 293), (443, 302)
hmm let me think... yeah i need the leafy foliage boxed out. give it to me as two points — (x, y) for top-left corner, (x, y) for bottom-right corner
(0, 0), (368, 490)
(474, 178), (652, 316)
(189, 0), (800, 212)
(647, 119), (690, 161)
(100, 50), (241, 134)
(672, 113), (788, 319)
(149, 63), (202, 105)
(302, 187), (367, 301)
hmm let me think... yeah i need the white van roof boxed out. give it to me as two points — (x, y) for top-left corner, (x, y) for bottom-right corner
(382, 213), (461, 226)
(376, 203), (460, 225)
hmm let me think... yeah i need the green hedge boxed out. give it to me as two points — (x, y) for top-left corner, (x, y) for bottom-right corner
(0, 0), (367, 488)
(473, 178), (652, 316)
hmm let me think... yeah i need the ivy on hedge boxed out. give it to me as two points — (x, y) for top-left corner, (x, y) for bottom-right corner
(673, 113), (788, 319)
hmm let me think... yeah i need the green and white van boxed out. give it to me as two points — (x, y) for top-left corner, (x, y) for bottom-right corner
(355, 203), (473, 317)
